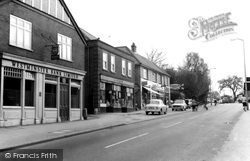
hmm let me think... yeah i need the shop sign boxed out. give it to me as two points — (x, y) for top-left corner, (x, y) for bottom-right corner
(101, 75), (134, 87)
(10, 61), (79, 79)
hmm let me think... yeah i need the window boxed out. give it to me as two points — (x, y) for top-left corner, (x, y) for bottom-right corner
(128, 62), (132, 77)
(3, 77), (21, 106)
(111, 55), (115, 72)
(45, 84), (57, 108)
(25, 80), (34, 106)
(10, 15), (32, 50)
(143, 68), (147, 79)
(152, 72), (156, 82)
(159, 75), (162, 84)
(103, 52), (108, 70)
(122, 59), (126, 76)
(58, 34), (72, 61)
(71, 87), (80, 108)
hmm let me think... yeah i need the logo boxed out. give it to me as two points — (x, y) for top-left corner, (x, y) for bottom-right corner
(188, 12), (237, 41)
(5, 153), (11, 158)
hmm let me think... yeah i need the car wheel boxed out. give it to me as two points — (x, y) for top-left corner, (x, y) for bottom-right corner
(172, 108), (174, 111)
(146, 112), (148, 115)
(159, 109), (162, 115)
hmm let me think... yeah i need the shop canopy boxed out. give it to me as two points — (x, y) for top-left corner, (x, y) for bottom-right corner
(143, 86), (164, 96)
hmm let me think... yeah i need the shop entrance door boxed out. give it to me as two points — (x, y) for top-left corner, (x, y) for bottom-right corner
(60, 84), (69, 121)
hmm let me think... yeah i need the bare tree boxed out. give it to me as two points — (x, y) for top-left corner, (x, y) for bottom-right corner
(218, 75), (243, 101)
(146, 49), (166, 67)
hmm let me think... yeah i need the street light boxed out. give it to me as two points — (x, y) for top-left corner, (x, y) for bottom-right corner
(209, 68), (216, 105)
(231, 38), (248, 110)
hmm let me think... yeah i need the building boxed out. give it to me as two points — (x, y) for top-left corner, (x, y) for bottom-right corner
(0, 0), (87, 127)
(85, 40), (136, 114)
(128, 43), (171, 109)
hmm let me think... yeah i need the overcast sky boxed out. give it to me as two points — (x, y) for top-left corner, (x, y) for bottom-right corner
(64, 0), (250, 95)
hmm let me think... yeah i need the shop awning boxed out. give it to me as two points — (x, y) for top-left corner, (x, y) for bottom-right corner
(143, 86), (164, 96)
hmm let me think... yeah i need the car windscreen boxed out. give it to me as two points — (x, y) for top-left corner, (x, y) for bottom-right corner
(174, 100), (183, 104)
(150, 101), (160, 104)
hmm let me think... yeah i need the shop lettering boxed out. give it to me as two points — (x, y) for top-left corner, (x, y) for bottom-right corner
(51, 70), (61, 76)
(11, 61), (79, 79)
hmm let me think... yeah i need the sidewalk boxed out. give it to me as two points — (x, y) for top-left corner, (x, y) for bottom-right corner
(213, 109), (250, 161)
(1, 105), (250, 161)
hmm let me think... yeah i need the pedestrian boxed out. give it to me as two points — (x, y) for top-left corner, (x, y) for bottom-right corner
(242, 95), (248, 112)
(191, 98), (198, 112)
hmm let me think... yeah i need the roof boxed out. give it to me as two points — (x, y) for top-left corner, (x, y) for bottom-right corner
(59, 0), (87, 45)
(80, 28), (97, 40)
(133, 53), (170, 76)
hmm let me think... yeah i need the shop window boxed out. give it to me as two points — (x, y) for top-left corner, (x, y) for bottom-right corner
(71, 87), (79, 108)
(100, 82), (106, 103)
(58, 33), (72, 61)
(25, 80), (34, 106)
(10, 15), (32, 50)
(45, 84), (56, 108)
(3, 77), (21, 106)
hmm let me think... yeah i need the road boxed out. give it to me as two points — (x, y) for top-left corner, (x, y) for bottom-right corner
(21, 103), (243, 161)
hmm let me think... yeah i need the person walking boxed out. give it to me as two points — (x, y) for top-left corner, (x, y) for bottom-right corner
(242, 95), (248, 112)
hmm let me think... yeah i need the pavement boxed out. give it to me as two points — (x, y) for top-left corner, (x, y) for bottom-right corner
(0, 104), (250, 161)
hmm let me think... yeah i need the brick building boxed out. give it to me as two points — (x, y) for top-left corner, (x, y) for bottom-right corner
(85, 39), (136, 113)
(0, 0), (87, 127)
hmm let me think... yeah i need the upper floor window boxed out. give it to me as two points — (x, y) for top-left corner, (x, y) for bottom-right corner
(122, 59), (126, 76)
(143, 68), (147, 79)
(128, 62), (132, 77)
(19, 0), (71, 24)
(103, 52), (108, 70)
(152, 72), (156, 82)
(10, 15), (32, 50)
(111, 55), (115, 72)
(58, 34), (72, 61)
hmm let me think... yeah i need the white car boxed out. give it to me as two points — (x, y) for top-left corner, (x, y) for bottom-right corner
(172, 99), (187, 111)
(145, 99), (168, 115)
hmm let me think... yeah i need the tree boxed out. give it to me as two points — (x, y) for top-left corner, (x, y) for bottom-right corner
(217, 75), (243, 101)
(180, 52), (210, 102)
(146, 49), (166, 67)
(162, 64), (177, 84)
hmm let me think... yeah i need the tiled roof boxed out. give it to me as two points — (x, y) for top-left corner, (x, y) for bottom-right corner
(117, 46), (169, 76)
(80, 28), (97, 40)
(133, 53), (170, 76)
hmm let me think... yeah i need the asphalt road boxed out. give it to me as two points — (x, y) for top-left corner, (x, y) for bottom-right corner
(22, 103), (242, 161)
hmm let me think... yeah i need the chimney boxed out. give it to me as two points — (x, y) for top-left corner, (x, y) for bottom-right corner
(131, 42), (137, 53)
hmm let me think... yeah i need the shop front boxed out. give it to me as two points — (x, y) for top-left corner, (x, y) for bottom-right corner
(0, 53), (86, 127)
(141, 79), (169, 108)
(99, 75), (134, 113)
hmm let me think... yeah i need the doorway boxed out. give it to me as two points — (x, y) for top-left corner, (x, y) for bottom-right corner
(60, 84), (69, 121)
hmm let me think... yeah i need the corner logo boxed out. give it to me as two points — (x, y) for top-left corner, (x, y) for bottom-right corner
(188, 12), (237, 41)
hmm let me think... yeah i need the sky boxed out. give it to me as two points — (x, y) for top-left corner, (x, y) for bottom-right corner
(64, 0), (250, 96)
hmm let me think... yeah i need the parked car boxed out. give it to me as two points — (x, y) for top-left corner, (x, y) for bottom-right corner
(145, 99), (168, 115)
(172, 99), (187, 111)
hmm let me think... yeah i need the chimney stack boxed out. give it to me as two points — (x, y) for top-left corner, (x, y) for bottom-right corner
(131, 42), (137, 53)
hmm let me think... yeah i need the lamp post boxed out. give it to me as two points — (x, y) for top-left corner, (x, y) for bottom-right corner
(231, 38), (248, 110)
(209, 68), (216, 105)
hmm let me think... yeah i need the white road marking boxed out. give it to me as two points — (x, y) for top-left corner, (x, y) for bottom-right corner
(189, 116), (199, 120)
(105, 133), (148, 148)
(163, 122), (182, 128)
